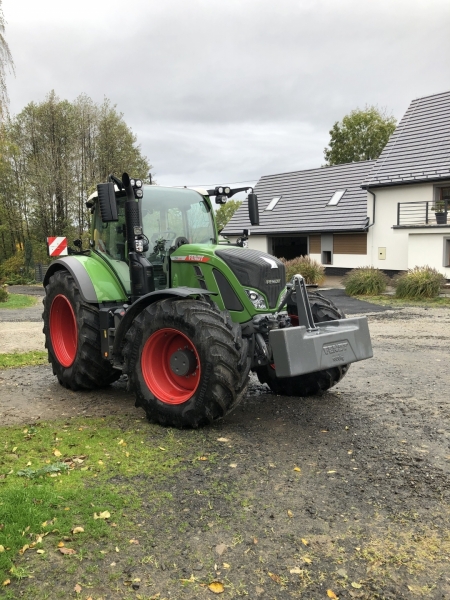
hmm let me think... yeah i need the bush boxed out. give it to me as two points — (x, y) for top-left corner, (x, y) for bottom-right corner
(395, 266), (445, 299)
(0, 252), (25, 280)
(343, 266), (389, 296)
(0, 252), (38, 284)
(280, 255), (325, 285)
(0, 286), (8, 303)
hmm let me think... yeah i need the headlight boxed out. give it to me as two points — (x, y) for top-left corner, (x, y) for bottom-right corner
(245, 289), (267, 309)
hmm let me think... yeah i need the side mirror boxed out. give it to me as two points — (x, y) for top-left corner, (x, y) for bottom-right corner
(97, 182), (118, 222)
(248, 193), (259, 226)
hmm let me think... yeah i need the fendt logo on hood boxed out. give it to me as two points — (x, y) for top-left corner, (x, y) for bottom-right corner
(266, 279), (281, 284)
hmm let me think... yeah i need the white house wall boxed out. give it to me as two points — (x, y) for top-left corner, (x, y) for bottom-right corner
(408, 232), (450, 277)
(366, 184), (450, 274)
(248, 236), (269, 253)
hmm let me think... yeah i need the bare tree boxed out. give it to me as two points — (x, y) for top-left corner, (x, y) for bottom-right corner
(0, 0), (14, 119)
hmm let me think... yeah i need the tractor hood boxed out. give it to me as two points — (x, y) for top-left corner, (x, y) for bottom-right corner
(214, 247), (285, 309)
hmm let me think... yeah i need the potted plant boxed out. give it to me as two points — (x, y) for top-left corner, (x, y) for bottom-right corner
(433, 199), (447, 224)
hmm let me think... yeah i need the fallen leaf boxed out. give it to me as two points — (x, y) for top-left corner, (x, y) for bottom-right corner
(158, 447), (166, 451)
(337, 568), (347, 578)
(327, 470), (336, 474)
(301, 538), (309, 546)
(303, 557), (312, 564)
(327, 591), (338, 599)
(93, 511), (110, 519)
(217, 437), (229, 442)
(74, 583), (82, 593)
(26, 461), (31, 466)
(351, 582), (362, 589)
(198, 456), (208, 461)
(98, 460), (104, 465)
(36, 549), (45, 554)
(0, 546), (4, 553)
(208, 581), (224, 594)
(59, 547), (76, 555)
(229, 463), (237, 468)
(215, 543), (227, 556)
(115, 546), (119, 552)
(268, 572), (282, 584)
(118, 439), (126, 446)
(57, 542), (65, 548)
(72, 458), (84, 464)
(222, 562), (230, 569)
(290, 567), (302, 574)
(287, 510), (293, 518)
(53, 449), (62, 457)
(253, 537), (258, 544)
(3, 579), (10, 586)
(129, 539), (139, 545)
(293, 466), (301, 472)
(72, 527), (84, 534)
(12, 447), (17, 452)
(19, 544), (29, 555)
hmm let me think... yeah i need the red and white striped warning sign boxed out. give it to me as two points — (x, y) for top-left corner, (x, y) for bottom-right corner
(47, 237), (68, 257)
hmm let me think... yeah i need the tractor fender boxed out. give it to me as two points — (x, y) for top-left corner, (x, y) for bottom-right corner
(113, 287), (216, 358)
(43, 257), (98, 303)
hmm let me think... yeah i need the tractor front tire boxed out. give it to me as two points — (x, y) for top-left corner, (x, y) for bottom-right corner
(123, 298), (249, 428)
(256, 292), (350, 396)
(42, 270), (120, 390)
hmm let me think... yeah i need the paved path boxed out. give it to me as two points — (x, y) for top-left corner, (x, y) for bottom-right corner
(318, 288), (395, 315)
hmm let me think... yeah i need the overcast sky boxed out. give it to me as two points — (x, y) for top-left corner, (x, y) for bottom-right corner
(3, 0), (450, 187)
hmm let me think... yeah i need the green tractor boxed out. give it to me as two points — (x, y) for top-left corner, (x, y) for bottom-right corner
(42, 173), (373, 428)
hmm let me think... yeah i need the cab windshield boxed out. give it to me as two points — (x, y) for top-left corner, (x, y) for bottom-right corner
(141, 186), (216, 248)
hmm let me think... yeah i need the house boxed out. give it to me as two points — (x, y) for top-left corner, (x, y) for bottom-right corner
(222, 90), (450, 279)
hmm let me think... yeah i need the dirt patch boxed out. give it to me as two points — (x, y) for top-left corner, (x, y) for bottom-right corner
(2, 305), (450, 598)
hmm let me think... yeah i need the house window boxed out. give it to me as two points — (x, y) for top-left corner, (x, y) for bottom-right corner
(444, 238), (450, 268)
(434, 185), (450, 211)
(327, 190), (346, 206)
(265, 197), (281, 211)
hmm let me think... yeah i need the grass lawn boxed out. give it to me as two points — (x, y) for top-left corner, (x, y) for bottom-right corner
(355, 294), (450, 307)
(0, 416), (200, 597)
(0, 294), (38, 310)
(0, 352), (48, 370)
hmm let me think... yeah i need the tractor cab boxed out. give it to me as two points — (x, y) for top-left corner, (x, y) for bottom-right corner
(91, 184), (217, 293)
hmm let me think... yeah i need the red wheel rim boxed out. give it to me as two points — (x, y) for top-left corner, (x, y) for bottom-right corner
(50, 295), (78, 367)
(141, 328), (201, 405)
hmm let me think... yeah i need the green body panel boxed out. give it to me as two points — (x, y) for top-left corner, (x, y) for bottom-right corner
(170, 244), (286, 324)
(72, 254), (128, 302)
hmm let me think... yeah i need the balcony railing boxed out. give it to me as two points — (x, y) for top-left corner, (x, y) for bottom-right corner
(396, 201), (448, 226)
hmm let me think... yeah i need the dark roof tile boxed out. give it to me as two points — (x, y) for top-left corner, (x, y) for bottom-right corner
(363, 90), (450, 187)
(222, 161), (374, 236)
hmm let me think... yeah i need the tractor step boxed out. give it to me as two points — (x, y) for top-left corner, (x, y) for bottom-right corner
(269, 316), (373, 378)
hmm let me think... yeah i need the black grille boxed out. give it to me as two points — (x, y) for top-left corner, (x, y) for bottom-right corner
(215, 247), (285, 309)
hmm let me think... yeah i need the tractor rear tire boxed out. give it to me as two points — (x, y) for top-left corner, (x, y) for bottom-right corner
(42, 270), (120, 390)
(256, 292), (350, 396)
(123, 297), (249, 428)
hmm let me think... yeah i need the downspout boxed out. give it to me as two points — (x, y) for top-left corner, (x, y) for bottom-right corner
(367, 188), (376, 267)
(367, 188), (376, 225)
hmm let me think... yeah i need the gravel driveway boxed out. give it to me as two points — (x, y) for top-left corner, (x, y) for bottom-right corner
(1, 290), (450, 597)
